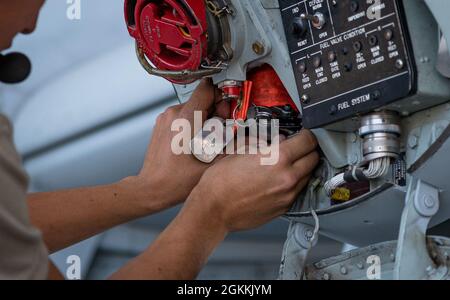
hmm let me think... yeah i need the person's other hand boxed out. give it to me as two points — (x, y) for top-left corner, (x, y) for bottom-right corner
(182, 130), (319, 233)
(131, 79), (226, 210)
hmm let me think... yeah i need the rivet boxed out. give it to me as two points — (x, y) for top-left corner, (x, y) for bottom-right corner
(408, 135), (418, 149)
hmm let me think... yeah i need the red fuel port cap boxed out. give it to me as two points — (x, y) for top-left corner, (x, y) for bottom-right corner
(125, 0), (209, 83)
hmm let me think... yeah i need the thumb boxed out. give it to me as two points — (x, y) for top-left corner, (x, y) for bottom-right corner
(180, 78), (215, 124)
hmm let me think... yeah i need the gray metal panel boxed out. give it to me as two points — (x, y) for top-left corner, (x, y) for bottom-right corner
(384, 0), (450, 116)
(289, 124), (450, 247)
(425, 0), (450, 45)
(288, 185), (407, 247)
(305, 237), (450, 280)
(410, 126), (450, 226)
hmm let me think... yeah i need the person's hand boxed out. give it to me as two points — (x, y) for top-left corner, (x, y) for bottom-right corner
(182, 130), (319, 233)
(131, 79), (227, 210)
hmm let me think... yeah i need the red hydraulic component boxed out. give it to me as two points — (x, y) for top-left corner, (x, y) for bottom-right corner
(248, 64), (299, 111)
(219, 80), (243, 102)
(230, 65), (299, 120)
(231, 81), (252, 121)
(125, 0), (208, 83)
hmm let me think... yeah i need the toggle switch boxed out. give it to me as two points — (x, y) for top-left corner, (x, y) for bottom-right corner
(301, 12), (326, 30)
(291, 17), (308, 39)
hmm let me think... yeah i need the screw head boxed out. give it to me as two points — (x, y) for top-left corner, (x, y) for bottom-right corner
(341, 47), (349, 55)
(395, 59), (405, 69)
(423, 195), (436, 209)
(416, 193), (439, 217)
(344, 62), (353, 72)
(252, 42), (265, 55)
(329, 105), (338, 115)
(301, 94), (310, 104)
(390, 253), (396, 262)
(350, 1), (359, 13)
(371, 90), (381, 100)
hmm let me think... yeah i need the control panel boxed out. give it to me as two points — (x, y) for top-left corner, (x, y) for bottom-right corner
(279, 0), (415, 128)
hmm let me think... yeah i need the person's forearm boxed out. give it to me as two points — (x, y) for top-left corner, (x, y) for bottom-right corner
(28, 176), (169, 253)
(110, 192), (227, 280)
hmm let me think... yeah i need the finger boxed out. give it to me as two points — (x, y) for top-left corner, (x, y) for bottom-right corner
(277, 176), (311, 212)
(280, 129), (318, 162)
(153, 104), (183, 135)
(212, 84), (231, 118)
(180, 78), (215, 123)
(293, 176), (311, 195)
(291, 151), (320, 181)
(214, 99), (231, 119)
(169, 103), (185, 111)
(232, 136), (260, 155)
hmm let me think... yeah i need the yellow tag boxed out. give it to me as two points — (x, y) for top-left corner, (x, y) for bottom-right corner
(331, 188), (351, 202)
